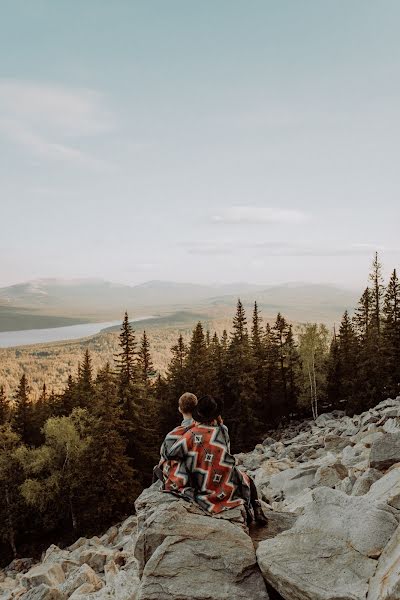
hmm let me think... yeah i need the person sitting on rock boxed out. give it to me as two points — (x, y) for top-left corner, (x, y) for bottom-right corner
(162, 394), (268, 525)
(153, 392), (198, 487)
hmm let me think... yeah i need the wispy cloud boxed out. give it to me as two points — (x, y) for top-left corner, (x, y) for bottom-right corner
(183, 240), (393, 257)
(211, 206), (310, 225)
(0, 79), (115, 168)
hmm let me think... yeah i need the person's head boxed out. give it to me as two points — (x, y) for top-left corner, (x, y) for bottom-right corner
(178, 392), (198, 417)
(193, 395), (224, 425)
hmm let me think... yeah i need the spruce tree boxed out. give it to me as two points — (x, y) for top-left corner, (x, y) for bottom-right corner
(12, 374), (32, 444)
(353, 285), (382, 410)
(0, 425), (26, 558)
(31, 383), (50, 446)
(75, 364), (138, 530)
(138, 331), (155, 389)
(114, 312), (138, 389)
(0, 385), (9, 425)
(338, 311), (358, 407)
(369, 252), (384, 336)
(185, 322), (210, 397)
(272, 313), (290, 417)
(76, 349), (94, 408)
(383, 269), (400, 398)
(225, 300), (258, 451)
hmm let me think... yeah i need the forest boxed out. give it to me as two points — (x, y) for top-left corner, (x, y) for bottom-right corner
(0, 253), (399, 566)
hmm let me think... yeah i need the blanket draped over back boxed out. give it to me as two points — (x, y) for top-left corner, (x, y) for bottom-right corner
(159, 422), (251, 514)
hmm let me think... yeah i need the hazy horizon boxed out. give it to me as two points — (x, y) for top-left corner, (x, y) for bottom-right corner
(1, 2), (399, 288)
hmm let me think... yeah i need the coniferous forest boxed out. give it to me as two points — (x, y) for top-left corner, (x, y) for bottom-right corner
(1, 253), (399, 565)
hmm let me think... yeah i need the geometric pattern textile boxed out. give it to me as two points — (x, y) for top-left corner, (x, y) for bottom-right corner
(159, 422), (251, 514)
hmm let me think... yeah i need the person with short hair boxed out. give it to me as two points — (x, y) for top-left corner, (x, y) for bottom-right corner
(154, 392), (198, 491)
(164, 395), (268, 525)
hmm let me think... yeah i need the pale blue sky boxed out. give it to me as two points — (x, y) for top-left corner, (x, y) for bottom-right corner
(1, 1), (399, 288)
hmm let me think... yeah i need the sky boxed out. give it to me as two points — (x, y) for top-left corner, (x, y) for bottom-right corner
(1, 1), (399, 289)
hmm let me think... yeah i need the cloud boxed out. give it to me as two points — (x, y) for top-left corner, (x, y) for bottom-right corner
(211, 206), (310, 225)
(0, 79), (115, 167)
(183, 240), (395, 257)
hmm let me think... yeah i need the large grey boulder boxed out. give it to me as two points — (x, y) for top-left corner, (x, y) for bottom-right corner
(257, 486), (399, 600)
(21, 584), (64, 599)
(134, 485), (269, 600)
(369, 432), (400, 470)
(260, 464), (319, 502)
(21, 564), (65, 591)
(367, 464), (400, 509)
(351, 468), (382, 496)
(367, 524), (400, 600)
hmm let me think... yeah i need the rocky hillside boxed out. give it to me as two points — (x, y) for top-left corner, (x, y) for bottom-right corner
(1, 397), (400, 600)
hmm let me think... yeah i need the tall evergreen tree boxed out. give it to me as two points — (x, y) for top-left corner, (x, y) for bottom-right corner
(185, 322), (211, 396)
(11, 375), (32, 444)
(75, 364), (139, 531)
(285, 325), (301, 416)
(369, 252), (385, 336)
(225, 300), (258, 451)
(114, 312), (138, 389)
(383, 269), (400, 398)
(0, 385), (9, 425)
(0, 425), (26, 559)
(76, 349), (94, 408)
(353, 283), (383, 410)
(138, 331), (154, 389)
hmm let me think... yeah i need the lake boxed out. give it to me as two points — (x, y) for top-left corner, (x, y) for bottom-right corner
(0, 317), (154, 349)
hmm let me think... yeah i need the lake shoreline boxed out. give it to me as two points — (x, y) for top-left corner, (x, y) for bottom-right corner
(0, 316), (155, 349)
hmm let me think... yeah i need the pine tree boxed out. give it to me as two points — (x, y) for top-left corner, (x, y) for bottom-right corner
(76, 349), (94, 408)
(383, 269), (400, 398)
(185, 322), (210, 397)
(31, 383), (50, 446)
(138, 331), (155, 389)
(0, 425), (26, 558)
(369, 252), (385, 336)
(75, 363), (138, 531)
(250, 302), (268, 420)
(353, 284), (383, 410)
(0, 385), (9, 425)
(285, 325), (301, 416)
(326, 326), (341, 409)
(58, 375), (77, 416)
(114, 312), (138, 389)
(12, 374), (32, 444)
(225, 300), (258, 451)
(272, 313), (290, 417)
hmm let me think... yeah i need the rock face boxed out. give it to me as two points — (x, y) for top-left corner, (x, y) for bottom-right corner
(1, 395), (400, 600)
(134, 485), (269, 600)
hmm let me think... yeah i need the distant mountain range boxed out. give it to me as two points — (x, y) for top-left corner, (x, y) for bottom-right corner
(0, 278), (360, 330)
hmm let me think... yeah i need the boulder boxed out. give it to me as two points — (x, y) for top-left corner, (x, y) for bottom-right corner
(261, 464), (319, 502)
(134, 485), (269, 600)
(367, 524), (400, 600)
(257, 486), (399, 600)
(367, 464), (400, 509)
(351, 468), (382, 496)
(369, 432), (400, 470)
(21, 564), (65, 590)
(21, 584), (64, 599)
(314, 463), (348, 488)
(69, 583), (97, 598)
(60, 563), (103, 597)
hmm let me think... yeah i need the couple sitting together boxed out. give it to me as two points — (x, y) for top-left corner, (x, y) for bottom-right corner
(154, 392), (268, 525)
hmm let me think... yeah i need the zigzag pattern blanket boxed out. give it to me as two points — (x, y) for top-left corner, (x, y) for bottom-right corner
(159, 422), (251, 514)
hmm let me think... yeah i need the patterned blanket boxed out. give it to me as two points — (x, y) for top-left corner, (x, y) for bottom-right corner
(159, 422), (251, 514)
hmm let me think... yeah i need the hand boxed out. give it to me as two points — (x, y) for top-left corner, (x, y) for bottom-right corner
(216, 415), (224, 425)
